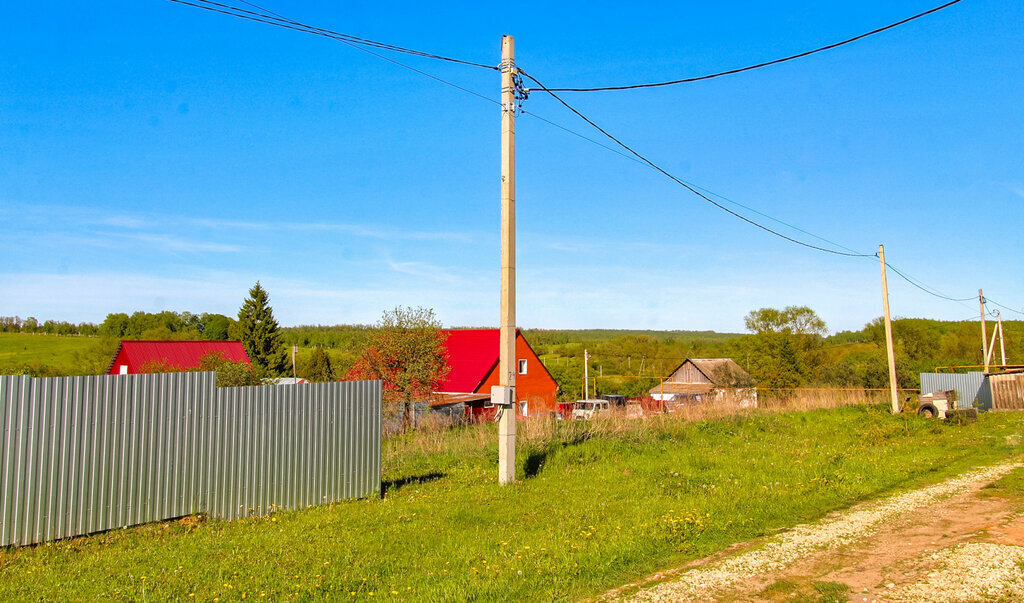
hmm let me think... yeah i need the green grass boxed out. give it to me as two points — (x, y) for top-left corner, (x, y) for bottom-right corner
(0, 332), (112, 375)
(2, 404), (1023, 601)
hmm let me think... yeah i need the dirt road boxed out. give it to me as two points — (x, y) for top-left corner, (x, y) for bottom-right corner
(608, 461), (1024, 602)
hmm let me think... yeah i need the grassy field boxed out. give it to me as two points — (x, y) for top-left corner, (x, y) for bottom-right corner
(0, 332), (110, 375)
(1, 400), (1023, 601)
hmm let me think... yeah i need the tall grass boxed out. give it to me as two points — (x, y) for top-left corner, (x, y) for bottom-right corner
(383, 388), (890, 472)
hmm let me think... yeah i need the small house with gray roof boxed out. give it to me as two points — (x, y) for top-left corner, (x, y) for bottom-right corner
(650, 358), (757, 408)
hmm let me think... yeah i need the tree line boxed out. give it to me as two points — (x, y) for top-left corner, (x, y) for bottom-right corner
(0, 316), (99, 336)
(6, 293), (1020, 399)
(532, 307), (1022, 401)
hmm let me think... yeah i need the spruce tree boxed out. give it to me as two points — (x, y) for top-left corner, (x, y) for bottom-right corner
(304, 346), (335, 382)
(233, 281), (288, 377)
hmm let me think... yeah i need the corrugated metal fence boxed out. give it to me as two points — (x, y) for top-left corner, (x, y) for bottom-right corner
(0, 373), (381, 547)
(920, 372), (992, 410)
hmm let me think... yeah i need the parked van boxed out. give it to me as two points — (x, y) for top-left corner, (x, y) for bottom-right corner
(572, 399), (610, 420)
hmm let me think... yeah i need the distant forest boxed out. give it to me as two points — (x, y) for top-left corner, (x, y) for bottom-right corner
(1, 312), (1019, 399)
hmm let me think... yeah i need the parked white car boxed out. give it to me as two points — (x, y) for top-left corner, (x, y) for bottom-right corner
(571, 399), (610, 420)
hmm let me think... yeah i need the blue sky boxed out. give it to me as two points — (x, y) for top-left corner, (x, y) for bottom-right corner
(2, 0), (1022, 333)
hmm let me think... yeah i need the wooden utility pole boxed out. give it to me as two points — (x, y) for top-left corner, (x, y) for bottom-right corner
(497, 35), (517, 486)
(583, 349), (590, 399)
(879, 245), (900, 414)
(980, 289), (989, 373)
(998, 311), (1007, 369)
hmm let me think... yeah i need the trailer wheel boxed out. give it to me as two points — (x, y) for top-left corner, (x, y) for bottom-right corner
(917, 403), (938, 418)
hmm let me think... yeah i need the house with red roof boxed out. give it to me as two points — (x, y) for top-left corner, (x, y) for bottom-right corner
(106, 340), (251, 375)
(344, 328), (559, 421)
(433, 329), (558, 420)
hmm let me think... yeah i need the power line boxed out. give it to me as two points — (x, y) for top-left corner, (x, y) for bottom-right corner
(519, 69), (873, 258)
(520, 109), (647, 166)
(538, 0), (963, 92)
(169, 0), (1021, 316)
(523, 71), (1022, 312)
(523, 106), (865, 257)
(167, 0), (498, 70)
(883, 263), (975, 302)
(882, 262), (976, 303)
(986, 298), (1024, 317)
(168, 0), (499, 105)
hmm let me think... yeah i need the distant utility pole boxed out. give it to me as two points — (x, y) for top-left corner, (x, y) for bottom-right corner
(998, 311), (1007, 369)
(496, 35), (517, 486)
(980, 289), (989, 373)
(984, 310), (1005, 372)
(878, 245), (899, 414)
(583, 349), (590, 400)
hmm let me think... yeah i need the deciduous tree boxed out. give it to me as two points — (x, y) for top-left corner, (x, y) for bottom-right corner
(744, 306), (827, 390)
(347, 307), (449, 430)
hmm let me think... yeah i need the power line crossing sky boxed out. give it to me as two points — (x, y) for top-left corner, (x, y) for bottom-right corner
(1, 0), (1022, 331)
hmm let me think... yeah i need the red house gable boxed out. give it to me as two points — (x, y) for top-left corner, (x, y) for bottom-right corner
(107, 340), (250, 375)
(439, 329), (559, 416)
(437, 329), (505, 392)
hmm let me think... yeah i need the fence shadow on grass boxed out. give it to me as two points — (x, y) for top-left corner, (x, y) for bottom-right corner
(381, 471), (447, 496)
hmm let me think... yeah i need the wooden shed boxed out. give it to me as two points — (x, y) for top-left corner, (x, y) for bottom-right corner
(989, 370), (1024, 410)
(650, 358), (757, 409)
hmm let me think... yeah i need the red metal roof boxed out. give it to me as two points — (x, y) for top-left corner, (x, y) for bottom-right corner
(107, 340), (250, 374)
(437, 329), (505, 392)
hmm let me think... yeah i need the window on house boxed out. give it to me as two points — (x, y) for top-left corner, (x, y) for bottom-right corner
(518, 359), (528, 375)
(119, 365), (128, 375)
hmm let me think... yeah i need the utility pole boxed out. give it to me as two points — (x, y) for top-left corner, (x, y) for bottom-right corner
(496, 35), (517, 486)
(998, 311), (1007, 369)
(879, 245), (900, 414)
(979, 289), (989, 373)
(583, 349), (590, 399)
(292, 345), (298, 379)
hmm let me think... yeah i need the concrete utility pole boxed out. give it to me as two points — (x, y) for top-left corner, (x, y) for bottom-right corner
(878, 245), (900, 414)
(980, 289), (989, 373)
(496, 35), (517, 486)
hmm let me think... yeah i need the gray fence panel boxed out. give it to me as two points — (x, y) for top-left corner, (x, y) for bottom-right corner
(0, 374), (381, 546)
(920, 372), (992, 410)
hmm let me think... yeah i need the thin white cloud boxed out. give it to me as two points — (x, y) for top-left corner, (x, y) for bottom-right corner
(97, 215), (148, 228)
(121, 233), (242, 254)
(45, 231), (242, 254)
(6, 202), (475, 243)
(384, 258), (481, 285)
(187, 217), (474, 242)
